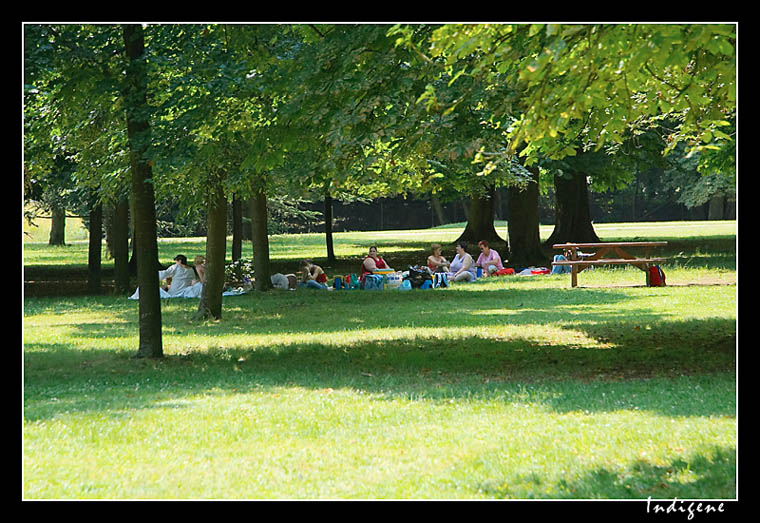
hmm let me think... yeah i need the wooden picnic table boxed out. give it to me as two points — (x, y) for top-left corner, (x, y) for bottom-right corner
(552, 241), (668, 287)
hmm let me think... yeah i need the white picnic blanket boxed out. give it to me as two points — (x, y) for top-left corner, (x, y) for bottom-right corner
(128, 284), (246, 299)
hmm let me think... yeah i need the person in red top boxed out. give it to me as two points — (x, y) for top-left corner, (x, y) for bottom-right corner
(361, 246), (392, 280)
(427, 243), (450, 273)
(299, 260), (328, 289)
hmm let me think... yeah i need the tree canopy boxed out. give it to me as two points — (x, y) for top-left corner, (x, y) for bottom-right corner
(23, 22), (737, 344)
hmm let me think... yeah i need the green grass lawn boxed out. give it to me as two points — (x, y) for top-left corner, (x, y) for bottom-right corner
(22, 221), (737, 499)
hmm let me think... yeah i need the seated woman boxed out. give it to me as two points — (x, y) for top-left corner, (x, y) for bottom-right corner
(299, 260), (328, 289)
(179, 255), (206, 298)
(130, 254), (198, 299)
(361, 246), (393, 281)
(551, 249), (573, 274)
(159, 255), (199, 297)
(193, 256), (206, 285)
(427, 243), (450, 273)
(447, 242), (478, 282)
(475, 240), (504, 276)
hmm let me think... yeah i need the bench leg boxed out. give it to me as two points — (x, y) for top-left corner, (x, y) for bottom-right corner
(571, 265), (578, 287)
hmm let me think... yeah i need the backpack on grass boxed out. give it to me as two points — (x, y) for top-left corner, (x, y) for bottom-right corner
(363, 274), (384, 290)
(432, 272), (449, 288)
(344, 273), (360, 290)
(648, 265), (666, 287)
(405, 266), (432, 289)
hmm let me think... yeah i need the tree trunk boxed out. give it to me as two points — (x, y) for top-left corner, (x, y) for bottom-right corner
(128, 192), (164, 275)
(250, 183), (272, 292)
(708, 195), (725, 220)
(128, 190), (137, 275)
(123, 23), (162, 359)
(242, 197), (253, 241)
(48, 207), (66, 246)
(103, 206), (114, 259)
(196, 173), (228, 321)
(493, 188), (505, 221)
(544, 171), (601, 247)
(324, 191), (336, 263)
(112, 197), (131, 295)
(87, 201), (102, 293)
(507, 167), (548, 268)
(231, 195), (243, 262)
(455, 184), (505, 246)
(431, 195), (448, 226)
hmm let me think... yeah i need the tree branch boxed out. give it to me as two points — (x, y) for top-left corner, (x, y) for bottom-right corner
(309, 24), (325, 38)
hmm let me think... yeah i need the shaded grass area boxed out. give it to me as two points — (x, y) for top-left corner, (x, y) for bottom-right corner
(25, 283), (736, 384)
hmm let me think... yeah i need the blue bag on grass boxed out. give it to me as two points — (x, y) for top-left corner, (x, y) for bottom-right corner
(363, 274), (384, 290)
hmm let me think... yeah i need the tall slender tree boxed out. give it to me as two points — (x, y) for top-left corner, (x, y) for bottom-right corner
(122, 23), (162, 358)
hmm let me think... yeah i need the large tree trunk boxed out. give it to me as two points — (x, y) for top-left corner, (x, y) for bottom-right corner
(324, 191), (336, 263)
(48, 207), (66, 246)
(87, 200), (102, 293)
(544, 171), (600, 247)
(196, 173), (228, 320)
(455, 184), (505, 247)
(250, 183), (272, 292)
(231, 195), (243, 262)
(507, 167), (547, 268)
(123, 23), (162, 359)
(111, 197), (131, 295)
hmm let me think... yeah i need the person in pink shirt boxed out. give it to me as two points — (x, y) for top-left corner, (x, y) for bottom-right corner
(475, 240), (503, 276)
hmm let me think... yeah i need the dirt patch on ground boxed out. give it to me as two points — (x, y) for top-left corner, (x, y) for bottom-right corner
(580, 275), (737, 289)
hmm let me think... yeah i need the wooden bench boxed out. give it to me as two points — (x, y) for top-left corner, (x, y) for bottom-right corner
(552, 242), (668, 287)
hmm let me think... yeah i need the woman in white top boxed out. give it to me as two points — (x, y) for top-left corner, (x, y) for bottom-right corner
(129, 254), (199, 299)
(178, 255), (206, 298)
(159, 255), (198, 297)
(447, 242), (478, 282)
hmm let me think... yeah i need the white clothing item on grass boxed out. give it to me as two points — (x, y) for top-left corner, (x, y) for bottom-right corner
(128, 264), (202, 300)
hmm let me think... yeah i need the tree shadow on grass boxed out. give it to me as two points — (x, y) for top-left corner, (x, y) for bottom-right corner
(24, 318), (736, 424)
(24, 283), (736, 423)
(475, 444), (736, 500)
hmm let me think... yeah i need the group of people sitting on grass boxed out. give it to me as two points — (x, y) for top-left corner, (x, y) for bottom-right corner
(426, 240), (505, 282)
(131, 241), (508, 298)
(294, 241), (506, 290)
(129, 254), (207, 299)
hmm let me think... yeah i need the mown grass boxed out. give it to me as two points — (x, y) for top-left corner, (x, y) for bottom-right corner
(22, 221), (737, 499)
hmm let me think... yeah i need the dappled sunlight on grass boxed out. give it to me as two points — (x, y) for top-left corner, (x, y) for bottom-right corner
(23, 222), (736, 499)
